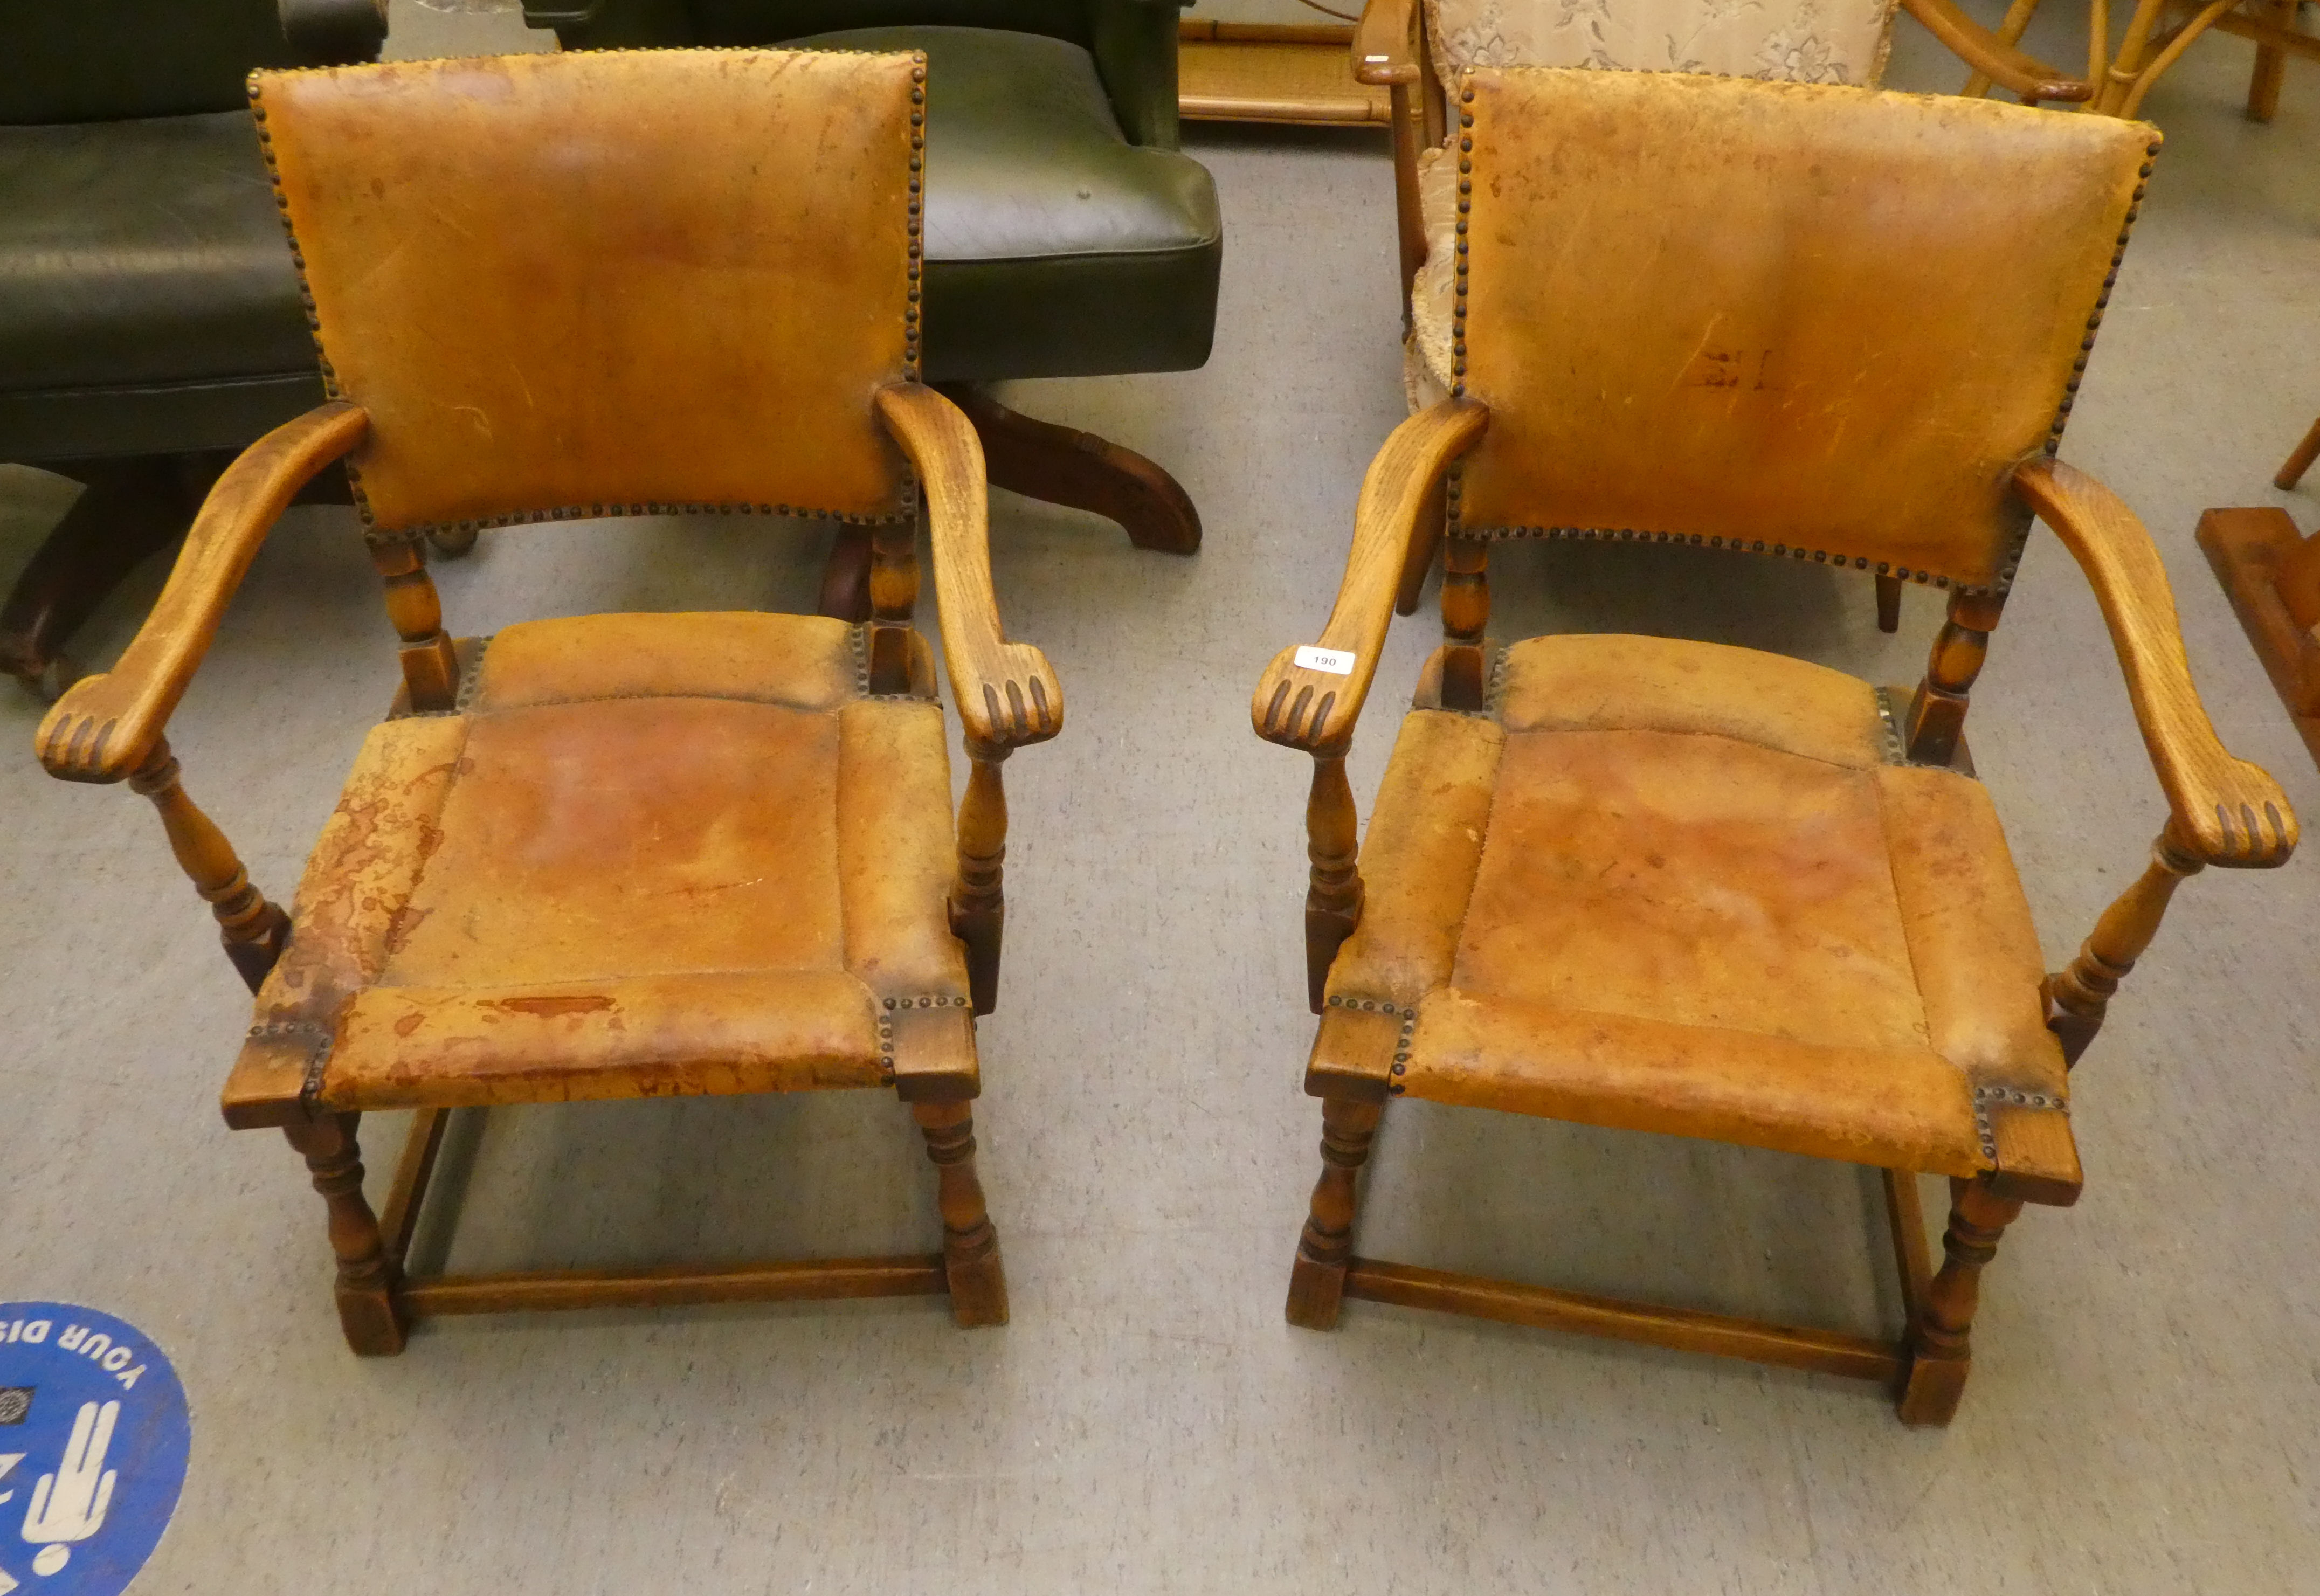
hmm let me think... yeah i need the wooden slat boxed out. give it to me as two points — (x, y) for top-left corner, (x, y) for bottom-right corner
(1881, 1169), (1934, 1329)
(1177, 32), (1392, 127)
(400, 1255), (948, 1316)
(1342, 1259), (1905, 1382)
(2201, 4), (2320, 63)
(378, 1106), (451, 1267)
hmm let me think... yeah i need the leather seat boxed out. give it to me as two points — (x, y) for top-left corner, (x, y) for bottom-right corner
(787, 25), (1220, 380)
(1312, 634), (2069, 1176)
(238, 611), (978, 1113)
(0, 111), (320, 458)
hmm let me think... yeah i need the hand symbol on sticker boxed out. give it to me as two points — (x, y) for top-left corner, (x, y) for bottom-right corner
(22, 1400), (119, 1574)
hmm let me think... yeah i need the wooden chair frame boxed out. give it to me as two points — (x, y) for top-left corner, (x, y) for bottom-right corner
(37, 382), (1060, 1353)
(1253, 400), (2294, 1424)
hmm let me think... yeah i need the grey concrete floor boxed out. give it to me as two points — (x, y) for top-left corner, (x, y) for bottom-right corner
(5, 4), (2320, 1591)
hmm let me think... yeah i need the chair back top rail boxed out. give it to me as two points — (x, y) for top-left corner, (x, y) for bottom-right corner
(1449, 69), (2156, 595)
(253, 47), (926, 542)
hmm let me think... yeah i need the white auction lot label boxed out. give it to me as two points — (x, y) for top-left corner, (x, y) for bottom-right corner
(0, 1304), (188, 1594)
(1293, 645), (1356, 675)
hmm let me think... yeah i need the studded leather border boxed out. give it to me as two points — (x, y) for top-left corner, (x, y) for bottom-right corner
(249, 49), (929, 546)
(1441, 75), (2162, 599)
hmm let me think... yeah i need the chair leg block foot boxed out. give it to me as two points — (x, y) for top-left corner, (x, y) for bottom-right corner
(334, 1287), (408, 1356)
(943, 1229), (1009, 1328)
(1285, 1251), (1347, 1330)
(1896, 1352), (1968, 1426)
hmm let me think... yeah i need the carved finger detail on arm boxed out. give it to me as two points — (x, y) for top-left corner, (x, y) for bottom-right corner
(874, 384), (1064, 752)
(2014, 457), (2298, 867)
(35, 403), (369, 784)
(1252, 398), (1488, 754)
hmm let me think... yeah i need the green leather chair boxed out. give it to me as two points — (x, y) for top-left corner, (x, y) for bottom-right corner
(0, 0), (385, 693)
(524, 0), (1224, 597)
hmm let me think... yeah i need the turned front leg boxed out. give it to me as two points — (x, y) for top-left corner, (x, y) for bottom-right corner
(1898, 1176), (2022, 1425)
(1286, 1095), (1383, 1330)
(2045, 821), (2204, 1066)
(1303, 753), (1363, 1014)
(370, 538), (458, 712)
(913, 1100), (1007, 1327)
(280, 1110), (405, 1356)
(130, 738), (289, 992)
(950, 743), (1009, 1015)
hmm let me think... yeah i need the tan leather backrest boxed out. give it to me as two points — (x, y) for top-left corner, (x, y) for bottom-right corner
(1451, 70), (2155, 592)
(253, 50), (923, 538)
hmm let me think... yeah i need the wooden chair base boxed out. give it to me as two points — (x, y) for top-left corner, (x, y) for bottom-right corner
(2197, 506), (2320, 771)
(3, 452), (357, 698)
(1292, 1152), (2006, 1426)
(1, 457), (196, 697)
(296, 1102), (1004, 1355)
(814, 383), (1203, 623)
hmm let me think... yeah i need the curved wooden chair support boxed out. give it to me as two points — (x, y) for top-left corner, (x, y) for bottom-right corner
(2013, 458), (2298, 1063)
(876, 383), (1066, 1015)
(35, 402), (370, 990)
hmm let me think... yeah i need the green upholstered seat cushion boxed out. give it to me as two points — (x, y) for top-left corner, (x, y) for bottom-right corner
(0, 110), (322, 457)
(790, 26), (1220, 378)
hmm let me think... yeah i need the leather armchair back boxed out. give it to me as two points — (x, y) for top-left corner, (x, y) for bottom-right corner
(1450, 68), (2154, 595)
(533, 0), (1182, 146)
(256, 50), (923, 537)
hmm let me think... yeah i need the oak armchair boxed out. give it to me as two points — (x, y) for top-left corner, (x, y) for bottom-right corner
(1253, 70), (2295, 1426)
(36, 49), (1062, 1353)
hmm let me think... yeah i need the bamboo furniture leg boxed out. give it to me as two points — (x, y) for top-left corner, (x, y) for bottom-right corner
(2248, 0), (2294, 116)
(1960, 0), (2048, 94)
(914, 1100), (1008, 1326)
(2276, 416), (2320, 489)
(282, 1109), (407, 1356)
(2196, 505), (2320, 769)
(936, 382), (1201, 556)
(1897, 1176), (2022, 1425)
(1285, 1095), (1383, 1329)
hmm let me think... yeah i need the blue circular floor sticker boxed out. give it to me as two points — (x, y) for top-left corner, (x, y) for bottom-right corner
(0, 1305), (187, 1594)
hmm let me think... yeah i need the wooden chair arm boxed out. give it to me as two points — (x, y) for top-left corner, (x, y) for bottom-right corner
(37, 402), (369, 785)
(1352, 0), (1422, 85)
(2013, 456), (2297, 867)
(1253, 398), (1488, 754)
(1900, 0), (2094, 101)
(874, 384), (1063, 752)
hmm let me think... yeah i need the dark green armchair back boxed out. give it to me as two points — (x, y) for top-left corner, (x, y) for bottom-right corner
(528, 0), (1183, 147)
(0, 0), (383, 124)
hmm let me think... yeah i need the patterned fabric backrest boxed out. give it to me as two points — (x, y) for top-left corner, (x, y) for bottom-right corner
(1424, 0), (1898, 98)
(253, 49), (923, 541)
(1450, 69), (2156, 595)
